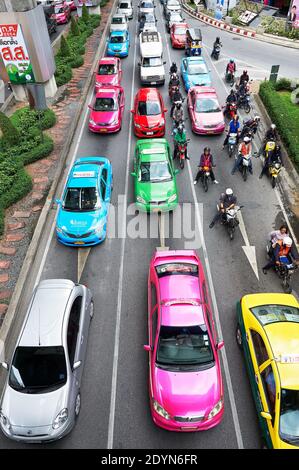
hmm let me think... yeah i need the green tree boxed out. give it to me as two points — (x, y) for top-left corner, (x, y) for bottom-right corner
(82, 3), (89, 23)
(0, 111), (20, 147)
(70, 16), (81, 36)
(59, 35), (71, 57)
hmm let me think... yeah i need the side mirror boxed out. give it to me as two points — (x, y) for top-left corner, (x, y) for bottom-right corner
(131, 171), (136, 177)
(216, 341), (224, 350)
(164, 108), (168, 113)
(130, 109), (135, 114)
(73, 360), (82, 371)
(55, 198), (62, 205)
(143, 345), (152, 352)
(174, 169), (180, 175)
(1, 362), (9, 371)
(138, 62), (141, 67)
(261, 411), (272, 421)
(163, 61), (166, 65)
(88, 104), (93, 110)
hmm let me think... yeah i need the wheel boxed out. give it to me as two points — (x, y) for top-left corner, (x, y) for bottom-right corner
(203, 175), (208, 192)
(228, 146), (233, 158)
(180, 158), (184, 169)
(243, 166), (248, 182)
(236, 325), (243, 349)
(271, 177), (276, 189)
(282, 278), (292, 294)
(245, 103), (251, 114)
(229, 230), (234, 240)
(89, 300), (94, 320)
(75, 392), (81, 419)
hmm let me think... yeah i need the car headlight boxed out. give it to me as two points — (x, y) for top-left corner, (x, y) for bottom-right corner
(0, 410), (11, 431)
(110, 119), (118, 126)
(137, 195), (146, 205)
(96, 81), (102, 86)
(94, 220), (105, 235)
(160, 119), (165, 127)
(168, 194), (177, 203)
(56, 226), (66, 236)
(207, 398), (223, 420)
(135, 123), (141, 128)
(153, 400), (170, 420)
(89, 119), (96, 126)
(52, 408), (68, 430)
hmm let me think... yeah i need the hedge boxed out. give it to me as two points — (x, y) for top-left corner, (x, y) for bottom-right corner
(259, 80), (299, 171)
(11, 107), (56, 131)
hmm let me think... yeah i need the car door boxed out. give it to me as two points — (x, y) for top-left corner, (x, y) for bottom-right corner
(148, 282), (158, 392)
(259, 362), (279, 446)
(182, 59), (187, 83)
(202, 282), (217, 344)
(118, 59), (122, 82)
(119, 88), (125, 118)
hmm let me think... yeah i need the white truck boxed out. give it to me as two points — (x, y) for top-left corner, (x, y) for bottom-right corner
(139, 31), (165, 86)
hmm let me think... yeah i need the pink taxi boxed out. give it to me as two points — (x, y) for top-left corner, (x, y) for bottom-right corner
(88, 86), (125, 134)
(144, 250), (224, 432)
(94, 57), (122, 94)
(52, 2), (71, 25)
(188, 86), (225, 135)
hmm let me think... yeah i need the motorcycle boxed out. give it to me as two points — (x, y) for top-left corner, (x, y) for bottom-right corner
(224, 102), (237, 119)
(225, 71), (235, 86)
(266, 243), (298, 293)
(237, 93), (251, 113)
(169, 84), (180, 100)
(211, 44), (221, 60)
(239, 153), (252, 181)
(268, 160), (282, 188)
(240, 124), (256, 140)
(173, 138), (190, 169)
(217, 204), (243, 240)
(228, 132), (238, 158)
(201, 165), (213, 192)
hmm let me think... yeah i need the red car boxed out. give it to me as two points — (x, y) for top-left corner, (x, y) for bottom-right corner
(188, 86), (225, 135)
(170, 23), (188, 49)
(65, 1), (77, 11)
(52, 2), (71, 24)
(131, 88), (167, 138)
(88, 86), (125, 134)
(95, 57), (122, 93)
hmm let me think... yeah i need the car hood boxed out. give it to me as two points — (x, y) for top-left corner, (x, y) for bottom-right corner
(137, 179), (176, 202)
(195, 110), (224, 126)
(90, 109), (118, 124)
(186, 74), (211, 87)
(58, 208), (106, 234)
(108, 42), (127, 51)
(110, 25), (127, 31)
(136, 114), (162, 128)
(1, 384), (68, 427)
(95, 74), (118, 86)
(173, 34), (186, 42)
(153, 365), (221, 417)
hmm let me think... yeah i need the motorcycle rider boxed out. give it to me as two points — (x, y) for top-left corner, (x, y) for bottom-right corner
(259, 123), (279, 156)
(193, 147), (218, 185)
(225, 89), (238, 115)
(223, 114), (240, 148)
(170, 62), (178, 75)
(241, 115), (260, 137)
(171, 101), (184, 133)
(237, 80), (250, 103)
(231, 136), (253, 175)
(262, 236), (299, 274)
(239, 69), (249, 86)
(211, 36), (222, 57)
(259, 143), (283, 179)
(170, 88), (183, 116)
(268, 225), (289, 254)
(226, 59), (236, 79)
(209, 188), (237, 228)
(174, 123), (189, 159)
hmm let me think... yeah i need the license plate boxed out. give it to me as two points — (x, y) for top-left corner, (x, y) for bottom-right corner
(151, 81), (156, 85)
(74, 241), (85, 245)
(181, 427), (198, 431)
(207, 131), (214, 134)
(100, 128), (107, 132)
(152, 208), (160, 213)
(147, 131), (154, 135)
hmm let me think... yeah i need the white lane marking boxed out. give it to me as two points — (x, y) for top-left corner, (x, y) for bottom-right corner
(238, 211), (259, 280)
(160, 5), (244, 449)
(107, 21), (138, 450)
(78, 248), (92, 282)
(34, 97), (92, 287)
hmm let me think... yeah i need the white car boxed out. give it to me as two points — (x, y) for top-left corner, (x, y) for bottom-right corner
(139, 31), (165, 86)
(117, 0), (133, 20)
(110, 13), (128, 32)
(164, 0), (181, 17)
(138, 0), (155, 20)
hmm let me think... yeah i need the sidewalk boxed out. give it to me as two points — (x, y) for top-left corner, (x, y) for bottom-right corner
(181, 0), (299, 50)
(0, 3), (113, 326)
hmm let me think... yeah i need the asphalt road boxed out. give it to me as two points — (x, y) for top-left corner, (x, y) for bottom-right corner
(0, 1), (298, 450)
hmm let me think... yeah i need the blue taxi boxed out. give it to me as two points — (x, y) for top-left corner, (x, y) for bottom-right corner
(180, 56), (212, 92)
(107, 30), (130, 58)
(56, 157), (112, 246)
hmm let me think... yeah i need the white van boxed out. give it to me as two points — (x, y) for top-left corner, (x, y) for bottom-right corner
(139, 31), (165, 86)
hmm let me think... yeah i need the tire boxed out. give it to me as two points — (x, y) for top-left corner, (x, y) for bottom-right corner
(75, 392), (81, 419)
(242, 166), (247, 182)
(282, 278), (292, 294)
(272, 177), (276, 189)
(203, 175), (208, 192)
(244, 103), (251, 114)
(89, 300), (94, 320)
(180, 158), (185, 170)
(236, 324), (243, 349)
(228, 146), (233, 158)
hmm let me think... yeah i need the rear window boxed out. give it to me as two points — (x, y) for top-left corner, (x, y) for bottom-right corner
(250, 305), (299, 326)
(156, 262), (198, 278)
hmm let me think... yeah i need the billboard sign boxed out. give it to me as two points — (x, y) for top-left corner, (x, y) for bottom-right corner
(289, 0), (299, 29)
(0, 24), (35, 84)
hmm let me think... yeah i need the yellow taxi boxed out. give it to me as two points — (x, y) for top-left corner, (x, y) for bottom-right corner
(236, 293), (299, 449)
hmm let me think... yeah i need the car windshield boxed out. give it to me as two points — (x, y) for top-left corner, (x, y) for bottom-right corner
(187, 63), (208, 75)
(138, 100), (161, 116)
(174, 27), (186, 34)
(93, 97), (117, 111)
(110, 35), (125, 43)
(196, 98), (221, 113)
(280, 389), (299, 445)
(168, 0), (180, 5)
(170, 14), (182, 21)
(54, 6), (64, 14)
(112, 17), (124, 24)
(9, 346), (67, 394)
(98, 64), (116, 75)
(143, 13), (155, 22)
(141, 2), (153, 7)
(142, 57), (162, 67)
(119, 2), (129, 7)
(156, 262), (198, 278)
(63, 187), (101, 211)
(250, 305), (299, 326)
(139, 161), (172, 182)
(156, 325), (214, 367)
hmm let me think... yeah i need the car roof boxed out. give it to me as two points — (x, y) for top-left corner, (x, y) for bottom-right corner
(161, 304), (204, 327)
(185, 56), (205, 63)
(113, 13), (126, 18)
(191, 86), (217, 96)
(137, 139), (168, 162)
(110, 30), (127, 36)
(19, 280), (74, 347)
(137, 87), (160, 101)
(69, 159), (102, 188)
(95, 87), (119, 98)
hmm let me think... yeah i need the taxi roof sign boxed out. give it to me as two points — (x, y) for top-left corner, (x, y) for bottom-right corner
(278, 354), (299, 364)
(142, 148), (165, 155)
(73, 171), (96, 178)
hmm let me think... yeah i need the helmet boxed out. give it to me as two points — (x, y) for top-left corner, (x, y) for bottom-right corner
(254, 115), (260, 122)
(283, 237), (293, 247)
(244, 136), (251, 143)
(243, 69), (247, 73)
(178, 124), (184, 133)
(230, 59), (234, 63)
(226, 188), (233, 196)
(204, 147), (210, 153)
(271, 123), (276, 130)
